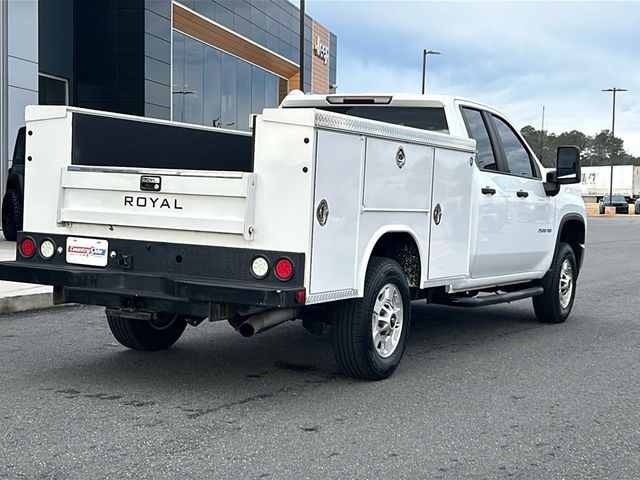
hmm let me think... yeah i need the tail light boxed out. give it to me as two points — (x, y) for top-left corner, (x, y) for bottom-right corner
(296, 290), (306, 304)
(274, 258), (294, 281)
(19, 238), (36, 258)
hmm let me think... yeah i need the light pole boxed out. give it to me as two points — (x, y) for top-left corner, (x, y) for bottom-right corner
(421, 49), (441, 94)
(299, 0), (305, 92)
(602, 87), (627, 203)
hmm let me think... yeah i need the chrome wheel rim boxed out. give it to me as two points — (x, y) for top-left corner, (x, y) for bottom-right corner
(559, 259), (574, 309)
(371, 283), (404, 358)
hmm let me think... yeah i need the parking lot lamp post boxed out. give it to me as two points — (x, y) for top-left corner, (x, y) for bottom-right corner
(421, 50), (441, 94)
(602, 87), (627, 203)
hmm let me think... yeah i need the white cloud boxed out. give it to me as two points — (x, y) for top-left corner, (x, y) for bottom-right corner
(307, 1), (640, 155)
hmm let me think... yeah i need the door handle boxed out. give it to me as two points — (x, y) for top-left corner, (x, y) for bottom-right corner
(516, 190), (529, 198)
(481, 187), (496, 195)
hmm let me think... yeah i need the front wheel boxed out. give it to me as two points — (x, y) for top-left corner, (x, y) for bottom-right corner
(533, 243), (577, 323)
(331, 257), (411, 380)
(107, 311), (187, 351)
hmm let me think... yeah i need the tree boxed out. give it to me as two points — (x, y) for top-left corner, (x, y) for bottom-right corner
(519, 126), (639, 167)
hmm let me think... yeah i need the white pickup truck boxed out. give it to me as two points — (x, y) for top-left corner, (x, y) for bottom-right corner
(0, 93), (586, 380)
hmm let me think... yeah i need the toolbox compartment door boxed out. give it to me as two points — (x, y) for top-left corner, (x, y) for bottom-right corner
(309, 130), (363, 294)
(428, 148), (474, 279)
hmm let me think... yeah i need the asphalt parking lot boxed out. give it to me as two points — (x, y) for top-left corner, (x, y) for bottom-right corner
(1, 217), (639, 479)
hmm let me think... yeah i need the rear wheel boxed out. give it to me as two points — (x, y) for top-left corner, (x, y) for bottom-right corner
(533, 243), (577, 324)
(331, 257), (411, 380)
(2, 189), (23, 241)
(106, 311), (187, 351)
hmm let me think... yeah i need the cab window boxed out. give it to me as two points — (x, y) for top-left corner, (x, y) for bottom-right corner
(460, 107), (497, 171)
(492, 115), (537, 178)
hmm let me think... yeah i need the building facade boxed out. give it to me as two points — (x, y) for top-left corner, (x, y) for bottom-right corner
(0, 0), (337, 194)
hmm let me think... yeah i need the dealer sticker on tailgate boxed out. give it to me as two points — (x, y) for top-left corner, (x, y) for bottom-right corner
(66, 237), (109, 267)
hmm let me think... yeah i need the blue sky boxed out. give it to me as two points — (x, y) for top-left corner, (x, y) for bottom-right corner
(302, 1), (640, 155)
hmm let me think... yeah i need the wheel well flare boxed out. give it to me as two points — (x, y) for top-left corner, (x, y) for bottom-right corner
(559, 219), (585, 271)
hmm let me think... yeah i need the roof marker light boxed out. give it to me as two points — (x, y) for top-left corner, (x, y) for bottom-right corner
(326, 95), (393, 105)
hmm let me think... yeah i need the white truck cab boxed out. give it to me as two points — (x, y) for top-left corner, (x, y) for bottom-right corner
(0, 93), (586, 380)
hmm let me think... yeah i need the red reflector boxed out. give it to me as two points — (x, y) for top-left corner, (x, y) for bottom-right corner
(20, 238), (36, 258)
(296, 290), (306, 304)
(274, 258), (294, 281)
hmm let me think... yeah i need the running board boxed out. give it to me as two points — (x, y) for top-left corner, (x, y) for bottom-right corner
(433, 286), (544, 308)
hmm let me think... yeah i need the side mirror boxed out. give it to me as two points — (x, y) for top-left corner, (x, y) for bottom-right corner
(556, 145), (581, 184)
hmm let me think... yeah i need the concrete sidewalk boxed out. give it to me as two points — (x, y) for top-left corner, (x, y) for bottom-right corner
(0, 239), (53, 314)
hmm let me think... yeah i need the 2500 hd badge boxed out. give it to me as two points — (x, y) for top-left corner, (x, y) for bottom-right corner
(123, 196), (183, 209)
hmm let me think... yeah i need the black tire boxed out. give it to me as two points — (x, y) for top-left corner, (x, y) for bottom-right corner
(331, 257), (411, 380)
(106, 311), (187, 351)
(598, 205), (604, 215)
(533, 243), (577, 324)
(635, 202), (640, 215)
(2, 189), (23, 241)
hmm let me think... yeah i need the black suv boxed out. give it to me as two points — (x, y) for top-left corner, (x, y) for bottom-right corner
(599, 194), (630, 215)
(2, 127), (26, 241)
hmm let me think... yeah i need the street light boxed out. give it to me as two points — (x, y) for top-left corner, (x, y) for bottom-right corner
(421, 49), (441, 94)
(601, 87), (627, 203)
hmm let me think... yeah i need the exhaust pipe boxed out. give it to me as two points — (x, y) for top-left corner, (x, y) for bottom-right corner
(237, 308), (300, 338)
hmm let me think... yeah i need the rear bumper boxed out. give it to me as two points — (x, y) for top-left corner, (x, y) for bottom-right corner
(1, 232), (306, 311)
(603, 204), (630, 213)
(0, 261), (304, 309)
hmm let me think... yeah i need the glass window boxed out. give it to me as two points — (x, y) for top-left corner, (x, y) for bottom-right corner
(172, 31), (185, 122)
(251, 66), (265, 120)
(237, 61), (252, 131)
(221, 54), (237, 129)
(461, 108), (497, 170)
(171, 30), (283, 131)
(604, 195), (626, 203)
(264, 72), (279, 109)
(39, 75), (67, 105)
(203, 46), (222, 128)
(492, 115), (535, 177)
(313, 106), (449, 133)
(183, 36), (204, 125)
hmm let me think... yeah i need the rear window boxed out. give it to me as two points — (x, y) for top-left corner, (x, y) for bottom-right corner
(606, 195), (626, 203)
(311, 106), (449, 133)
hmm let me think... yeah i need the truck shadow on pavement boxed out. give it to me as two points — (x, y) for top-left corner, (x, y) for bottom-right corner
(41, 301), (545, 391)
(19, 302), (558, 423)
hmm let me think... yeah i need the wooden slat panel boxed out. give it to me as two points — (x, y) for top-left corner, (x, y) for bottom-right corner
(288, 71), (300, 91)
(173, 4), (299, 79)
(278, 77), (289, 103)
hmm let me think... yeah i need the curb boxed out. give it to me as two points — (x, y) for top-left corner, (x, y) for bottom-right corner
(0, 292), (53, 315)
